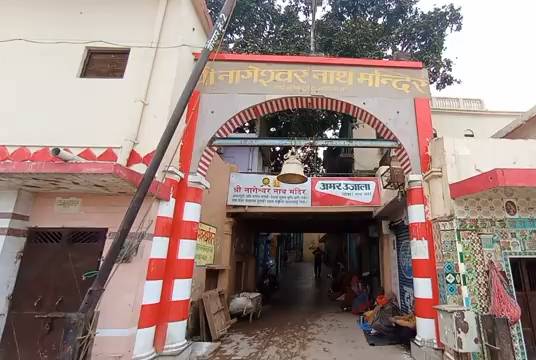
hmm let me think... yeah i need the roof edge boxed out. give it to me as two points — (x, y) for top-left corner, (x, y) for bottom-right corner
(449, 168), (536, 199)
(492, 105), (536, 138)
(192, 0), (213, 35)
(193, 52), (424, 69)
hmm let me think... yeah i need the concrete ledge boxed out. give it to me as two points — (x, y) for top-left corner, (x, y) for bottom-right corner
(189, 342), (221, 359)
(158, 342), (192, 360)
(411, 340), (443, 360)
(156, 341), (220, 360)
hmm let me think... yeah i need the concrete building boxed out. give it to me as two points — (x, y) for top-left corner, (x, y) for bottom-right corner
(425, 136), (536, 359)
(353, 97), (522, 172)
(0, 1), (214, 359)
(391, 105), (536, 359)
(493, 105), (536, 139)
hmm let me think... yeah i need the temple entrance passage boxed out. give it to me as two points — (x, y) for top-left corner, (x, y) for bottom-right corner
(207, 205), (417, 360)
(183, 53), (438, 353)
(213, 262), (411, 360)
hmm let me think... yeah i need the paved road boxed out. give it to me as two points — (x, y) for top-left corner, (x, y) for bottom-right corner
(212, 262), (410, 360)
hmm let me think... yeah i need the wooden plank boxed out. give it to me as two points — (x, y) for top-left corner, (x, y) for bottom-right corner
(198, 299), (208, 341)
(494, 317), (515, 360)
(202, 288), (232, 341)
(481, 315), (515, 360)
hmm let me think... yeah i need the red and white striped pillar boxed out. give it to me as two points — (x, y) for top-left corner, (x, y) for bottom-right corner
(407, 174), (439, 345)
(152, 90), (203, 354)
(161, 181), (204, 353)
(133, 179), (177, 360)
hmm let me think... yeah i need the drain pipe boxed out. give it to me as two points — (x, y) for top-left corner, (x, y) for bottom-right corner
(51, 147), (84, 162)
(118, 0), (169, 165)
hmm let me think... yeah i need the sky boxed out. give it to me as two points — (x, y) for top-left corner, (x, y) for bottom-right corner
(418, 0), (536, 111)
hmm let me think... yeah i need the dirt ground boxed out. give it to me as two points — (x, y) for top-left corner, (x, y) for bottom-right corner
(212, 262), (411, 360)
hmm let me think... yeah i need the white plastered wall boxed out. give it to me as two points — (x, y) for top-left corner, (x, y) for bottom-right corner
(0, 0), (207, 164)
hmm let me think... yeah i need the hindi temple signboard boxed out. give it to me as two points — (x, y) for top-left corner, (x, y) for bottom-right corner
(227, 173), (381, 208)
(200, 61), (430, 98)
(195, 223), (217, 266)
(228, 173), (311, 207)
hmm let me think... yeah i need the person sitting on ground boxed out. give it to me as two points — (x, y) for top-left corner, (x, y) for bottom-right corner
(388, 306), (417, 344)
(341, 275), (359, 311)
(331, 260), (344, 280)
(363, 287), (389, 323)
(364, 289), (401, 337)
(350, 279), (370, 314)
(390, 313), (416, 329)
(329, 270), (351, 300)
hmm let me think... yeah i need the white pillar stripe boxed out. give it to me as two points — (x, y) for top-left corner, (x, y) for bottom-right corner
(408, 174), (423, 182)
(164, 320), (188, 351)
(413, 277), (433, 299)
(183, 202), (201, 222)
(410, 239), (430, 260)
(178, 239), (197, 260)
(133, 326), (156, 359)
(171, 279), (193, 301)
(142, 280), (163, 304)
(157, 198), (176, 218)
(150, 236), (169, 259)
(415, 317), (436, 341)
(408, 204), (426, 224)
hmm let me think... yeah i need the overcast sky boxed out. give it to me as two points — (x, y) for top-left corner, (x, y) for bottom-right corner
(418, 0), (536, 111)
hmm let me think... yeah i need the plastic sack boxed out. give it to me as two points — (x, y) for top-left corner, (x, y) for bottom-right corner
(229, 295), (254, 316)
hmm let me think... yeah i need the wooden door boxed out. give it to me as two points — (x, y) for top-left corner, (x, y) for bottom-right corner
(511, 258), (536, 358)
(0, 228), (106, 360)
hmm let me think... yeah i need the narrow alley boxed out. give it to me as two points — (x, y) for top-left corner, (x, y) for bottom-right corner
(213, 262), (411, 360)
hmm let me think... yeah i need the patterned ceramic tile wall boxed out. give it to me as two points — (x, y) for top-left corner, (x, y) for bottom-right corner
(433, 219), (465, 306)
(447, 188), (536, 360)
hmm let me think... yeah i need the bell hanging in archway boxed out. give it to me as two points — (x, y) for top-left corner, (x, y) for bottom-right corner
(277, 148), (307, 184)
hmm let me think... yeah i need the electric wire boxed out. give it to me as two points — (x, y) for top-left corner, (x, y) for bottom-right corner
(0, 38), (204, 49)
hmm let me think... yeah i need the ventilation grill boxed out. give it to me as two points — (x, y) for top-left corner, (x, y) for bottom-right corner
(70, 231), (103, 244)
(30, 231), (63, 244)
(28, 229), (106, 245)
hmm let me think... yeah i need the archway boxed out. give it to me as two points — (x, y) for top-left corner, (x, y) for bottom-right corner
(196, 96), (412, 177)
(133, 53), (439, 358)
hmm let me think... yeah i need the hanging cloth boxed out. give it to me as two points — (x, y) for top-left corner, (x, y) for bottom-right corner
(488, 260), (521, 325)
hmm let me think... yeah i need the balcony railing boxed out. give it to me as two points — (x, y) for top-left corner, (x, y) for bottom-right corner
(431, 97), (485, 111)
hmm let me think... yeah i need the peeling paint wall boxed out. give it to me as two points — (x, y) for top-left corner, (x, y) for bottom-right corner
(29, 192), (158, 359)
(0, 190), (32, 340)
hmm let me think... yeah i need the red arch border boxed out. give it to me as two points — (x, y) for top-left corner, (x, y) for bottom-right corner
(197, 96), (412, 176)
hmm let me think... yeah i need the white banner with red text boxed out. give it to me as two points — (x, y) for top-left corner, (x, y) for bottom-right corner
(227, 173), (380, 207)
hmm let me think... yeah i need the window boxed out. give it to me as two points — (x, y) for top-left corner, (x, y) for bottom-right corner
(463, 129), (475, 138)
(80, 48), (130, 78)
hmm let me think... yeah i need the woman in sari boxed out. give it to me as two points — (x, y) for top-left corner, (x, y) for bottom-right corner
(364, 289), (400, 336)
(351, 279), (370, 314)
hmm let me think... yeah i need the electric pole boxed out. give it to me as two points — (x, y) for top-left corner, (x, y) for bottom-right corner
(310, 0), (317, 53)
(59, 0), (237, 358)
